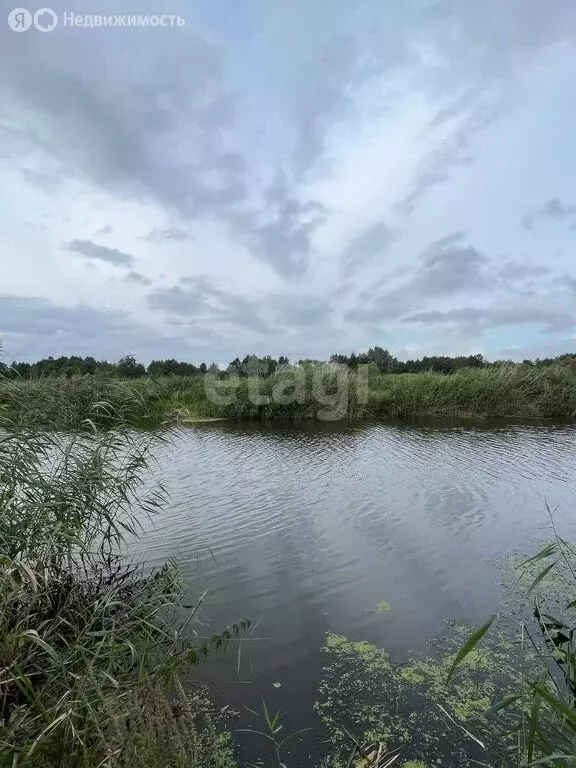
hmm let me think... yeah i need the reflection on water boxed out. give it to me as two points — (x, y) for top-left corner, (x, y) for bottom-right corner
(134, 419), (576, 763)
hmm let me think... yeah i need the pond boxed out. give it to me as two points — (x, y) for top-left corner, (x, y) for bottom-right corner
(136, 419), (576, 765)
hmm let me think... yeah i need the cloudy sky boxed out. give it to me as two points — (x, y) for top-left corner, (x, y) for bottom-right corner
(1, 0), (576, 364)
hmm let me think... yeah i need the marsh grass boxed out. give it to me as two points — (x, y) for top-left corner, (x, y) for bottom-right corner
(355, 364), (576, 420)
(0, 427), (247, 767)
(2, 364), (576, 430)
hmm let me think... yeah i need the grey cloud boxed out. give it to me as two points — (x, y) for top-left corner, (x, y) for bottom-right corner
(2, 0), (574, 280)
(69, 239), (134, 267)
(1, 5), (246, 218)
(95, 225), (114, 236)
(428, 88), (484, 130)
(341, 222), (399, 277)
(559, 275), (576, 294)
(347, 232), (492, 324)
(419, 235), (490, 294)
(269, 294), (334, 329)
(148, 275), (336, 337)
(0, 294), (130, 338)
(144, 226), (190, 242)
(232, 171), (328, 278)
(148, 276), (268, 333)
(0, 293), (218, 362)
(543, 198), (576, 221)
(275, 0), (575, 187)
(394, 172), (450, 216)
(125, 271), (152, 286)
(499, 260), (553, 281)
(522, 198), (576, 230)
(387, 0), (576, 215)
(290, 36), (361, 177)
(21, 167), (61, 191)
(426, 231), (468, 250)
(0, 4), (328, 281)
(394, 95), (504, 216)
(403, 306), (576, 334)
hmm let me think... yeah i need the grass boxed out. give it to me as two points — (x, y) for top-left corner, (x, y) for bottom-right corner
(1, 363), (576, 430)
(0, 426), (247, 767)
(450, 519), (576, 766)
(359, 364), (576, 420)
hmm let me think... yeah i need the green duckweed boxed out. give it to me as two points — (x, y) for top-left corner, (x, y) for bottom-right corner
(316, 622), (528, 767)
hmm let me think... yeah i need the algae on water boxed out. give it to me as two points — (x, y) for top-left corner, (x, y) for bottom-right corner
(402, 762), (430, 768)
(375, 600), (392, 614)
(317, 544), (576, 767)
(315, 622), (529, 767)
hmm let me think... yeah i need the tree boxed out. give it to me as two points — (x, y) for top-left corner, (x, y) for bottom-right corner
(116, 355), (146, 379)
(241, 354), (266, 377)
(366, 346), (396, 373)
(83, 356), (97, 375)
(227, 357), (242, 375)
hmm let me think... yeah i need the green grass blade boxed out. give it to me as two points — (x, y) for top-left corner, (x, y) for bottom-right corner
(447, 614), (496, 683)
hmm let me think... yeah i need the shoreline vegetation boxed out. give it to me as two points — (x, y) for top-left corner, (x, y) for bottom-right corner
(2, 348), (576, 766)
(1, 352), (576, 430)
(0, 426), (249, 767)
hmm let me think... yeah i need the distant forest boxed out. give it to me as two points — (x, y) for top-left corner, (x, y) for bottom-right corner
(1, 347), (575, 379)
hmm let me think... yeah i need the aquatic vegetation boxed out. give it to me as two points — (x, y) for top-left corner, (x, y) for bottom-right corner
(375, 600), (392, 614)
(401, 762), (429, 768)
(452, 529), (576, 765)
(316, 621), (529, 767)
(317, 534), (576, 767)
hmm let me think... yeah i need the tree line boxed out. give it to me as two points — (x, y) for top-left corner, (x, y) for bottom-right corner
(330, 347), (576, 373)
(1, 348), (575, 380)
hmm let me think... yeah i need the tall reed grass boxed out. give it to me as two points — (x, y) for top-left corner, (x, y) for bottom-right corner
(0, 426), (246, 767)
(1, 364), (576, 430)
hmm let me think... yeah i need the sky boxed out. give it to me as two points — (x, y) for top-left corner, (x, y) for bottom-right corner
(1, 0), (576, 365)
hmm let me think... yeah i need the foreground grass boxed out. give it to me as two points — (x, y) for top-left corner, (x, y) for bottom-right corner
(1, 363), (576, 430)
(0, 428), (245, 767)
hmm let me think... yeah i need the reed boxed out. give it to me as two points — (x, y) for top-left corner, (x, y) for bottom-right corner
(0, 426), (245, 767)
(356, 364), (576, 420)
(1, 363), (575, 430)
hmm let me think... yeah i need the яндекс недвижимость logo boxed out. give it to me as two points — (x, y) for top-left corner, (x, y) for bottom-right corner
(7, 7), (58, 31)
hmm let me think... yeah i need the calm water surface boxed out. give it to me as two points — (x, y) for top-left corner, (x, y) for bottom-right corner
(136, 419), (576, 764)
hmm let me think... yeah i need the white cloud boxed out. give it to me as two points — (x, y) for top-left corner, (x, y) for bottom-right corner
(1, 0), (576, 362)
